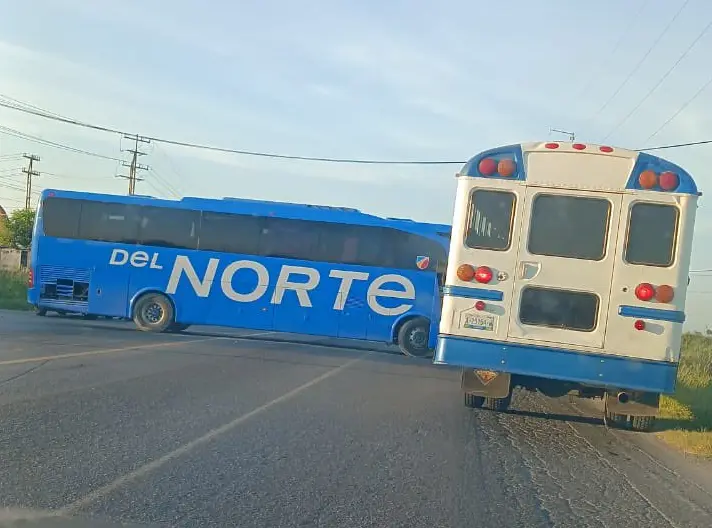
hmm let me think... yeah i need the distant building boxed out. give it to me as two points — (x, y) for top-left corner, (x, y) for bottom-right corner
(0, 203), (7, 221)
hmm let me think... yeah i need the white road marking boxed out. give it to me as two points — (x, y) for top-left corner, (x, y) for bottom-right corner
(57, 352), (366, 514)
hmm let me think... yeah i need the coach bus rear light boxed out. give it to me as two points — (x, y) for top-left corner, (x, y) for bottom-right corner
(474, 266), (493, 284)
(544, 143), (559, 149)
(28, 269), (34, 288)
(497, 159), (517, 177)
(634, 282), (655, 301)
(572, 143), (586, 150)
(634, 320), (646, 331)
(638, 170), (657, 189)
(478, 158), (497, 176)
(599, 146), (614, 153)
(659, 171), (679, 191)
(475, 301), (486, 311)
(457, 264), (476, 282)
(655, 284), (674, 303)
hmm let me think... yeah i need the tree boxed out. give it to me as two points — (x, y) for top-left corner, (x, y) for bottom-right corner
(0, 208), (35, 249)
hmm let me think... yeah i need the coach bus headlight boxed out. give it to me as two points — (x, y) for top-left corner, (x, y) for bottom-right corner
(634, 282), (655, 301)
(474, 266), (493, 284)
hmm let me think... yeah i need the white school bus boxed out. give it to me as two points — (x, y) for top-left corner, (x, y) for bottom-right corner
(434, 141), (699, 431)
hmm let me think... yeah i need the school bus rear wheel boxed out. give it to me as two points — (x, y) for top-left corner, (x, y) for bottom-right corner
(133, 292), (175, 333)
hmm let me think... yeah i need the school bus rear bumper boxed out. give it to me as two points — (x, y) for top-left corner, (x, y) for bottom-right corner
(434, 334), (678, 394)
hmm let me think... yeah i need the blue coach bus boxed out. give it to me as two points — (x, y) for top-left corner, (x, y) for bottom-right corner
(28, 189), (450, 357)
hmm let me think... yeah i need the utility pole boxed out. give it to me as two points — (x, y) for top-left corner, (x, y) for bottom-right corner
(550, 128), (576, 142)
(22, 153), (40, 209)
(117, 134), (150, 195)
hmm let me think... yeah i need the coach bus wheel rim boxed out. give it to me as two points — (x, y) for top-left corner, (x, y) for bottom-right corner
(399, 318), (432, 358)
(143, 301), (166, 325)
(408, 327), (428, 350)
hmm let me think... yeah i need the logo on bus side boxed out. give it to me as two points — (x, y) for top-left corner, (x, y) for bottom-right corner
(108, 249), (417, 316)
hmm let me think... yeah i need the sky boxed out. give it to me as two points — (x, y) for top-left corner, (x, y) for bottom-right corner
(0, 0), (711, 329)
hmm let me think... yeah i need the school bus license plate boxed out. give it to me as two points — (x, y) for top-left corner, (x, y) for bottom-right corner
(463, 312), (495, 331)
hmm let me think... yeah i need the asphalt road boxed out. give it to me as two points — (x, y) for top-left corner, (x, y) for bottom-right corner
(1, 311), (711, 528)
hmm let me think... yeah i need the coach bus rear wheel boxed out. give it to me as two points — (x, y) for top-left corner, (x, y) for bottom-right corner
(133, 293), (175, 333)
(397, 317), (432, 358)
(35, 307), (47, 317)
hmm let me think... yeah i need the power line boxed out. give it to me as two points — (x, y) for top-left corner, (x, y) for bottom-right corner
(574, 0), (652, 99)
(0, 98), (464, 165)
(602, 17), (712, 142)
(587, 0), (690, 123)
(0, 124), (122, 162)
(642, 73), (712, 146)
(0, 95), (710, 165)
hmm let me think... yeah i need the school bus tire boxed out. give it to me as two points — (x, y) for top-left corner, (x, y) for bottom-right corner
(397, 316), (433, 358)
(630, 415), (655, 432)
(132, 292), (175, 333)
(464, 393), (485, 409)
(484, 394), (512, 412)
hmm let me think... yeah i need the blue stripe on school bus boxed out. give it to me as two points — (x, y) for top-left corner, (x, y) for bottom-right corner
(434, 335), (678, 393)
(441, 285), (504, 301)
(618, 305), (686, 323)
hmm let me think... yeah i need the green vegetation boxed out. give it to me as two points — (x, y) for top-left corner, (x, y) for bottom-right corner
(0, 269), (31, 310)
(0, 208), (35, 249)
(657, 333), (712, 457)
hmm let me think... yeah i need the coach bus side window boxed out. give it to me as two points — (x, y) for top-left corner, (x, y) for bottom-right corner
(259, 217), (320, 261)
(41, 197), (82, 239)
(138, 206), (200, 250)
(199, 212), (262, 255)
(79, 201), (140, 244)
(624, 202), (679, 267)
(528, 195), (610, 261)
(465, 190), (515, 250)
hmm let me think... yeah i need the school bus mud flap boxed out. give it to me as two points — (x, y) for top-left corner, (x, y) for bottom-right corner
(461, 369), (511, 398)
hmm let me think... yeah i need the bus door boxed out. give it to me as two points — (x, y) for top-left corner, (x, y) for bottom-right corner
(506, 187), (623, 349)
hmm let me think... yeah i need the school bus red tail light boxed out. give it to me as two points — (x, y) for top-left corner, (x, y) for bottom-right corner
(572, 143), (587, 150)
(655, 284), (674, 303)
(639, 170), (657, 189)
(475, 301), (486, 311)
(497, 159), (516, 177)
(478, 158), (497, 176)
(545, 142), (559, 149)
(634, 320), (646, 331)
(474, 266), (493, 284)
(635, 282), (655, 301)
(599, 146), (614, 153)
(457, 264), (476, 282)
(659, 171), (679, 191)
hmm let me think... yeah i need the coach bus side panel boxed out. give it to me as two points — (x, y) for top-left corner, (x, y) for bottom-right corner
(271, 261), (340, 337)
(337, 272), (370, 340)
(87, 244), (134, 317)
(367, 270), (435, 342)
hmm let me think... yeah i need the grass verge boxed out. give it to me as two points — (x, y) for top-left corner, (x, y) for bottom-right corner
(0, 268), (31, 311)
(657, 333), (712, 457)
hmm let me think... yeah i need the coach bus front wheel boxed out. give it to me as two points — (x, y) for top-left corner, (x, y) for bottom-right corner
(132, 292), (175, 333)
(397, 317), (433, 358)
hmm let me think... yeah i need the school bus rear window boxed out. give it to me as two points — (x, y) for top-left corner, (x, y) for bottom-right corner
(625, 202), (679, 267)
(528, 194), (611, 261)
(464, 190), (515, 251)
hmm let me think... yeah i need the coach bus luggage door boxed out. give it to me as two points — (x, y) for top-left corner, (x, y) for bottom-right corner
(506, 187), (623, 349)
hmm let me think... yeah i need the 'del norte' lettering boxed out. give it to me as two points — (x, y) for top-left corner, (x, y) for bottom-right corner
(108, 249), (416, 316)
